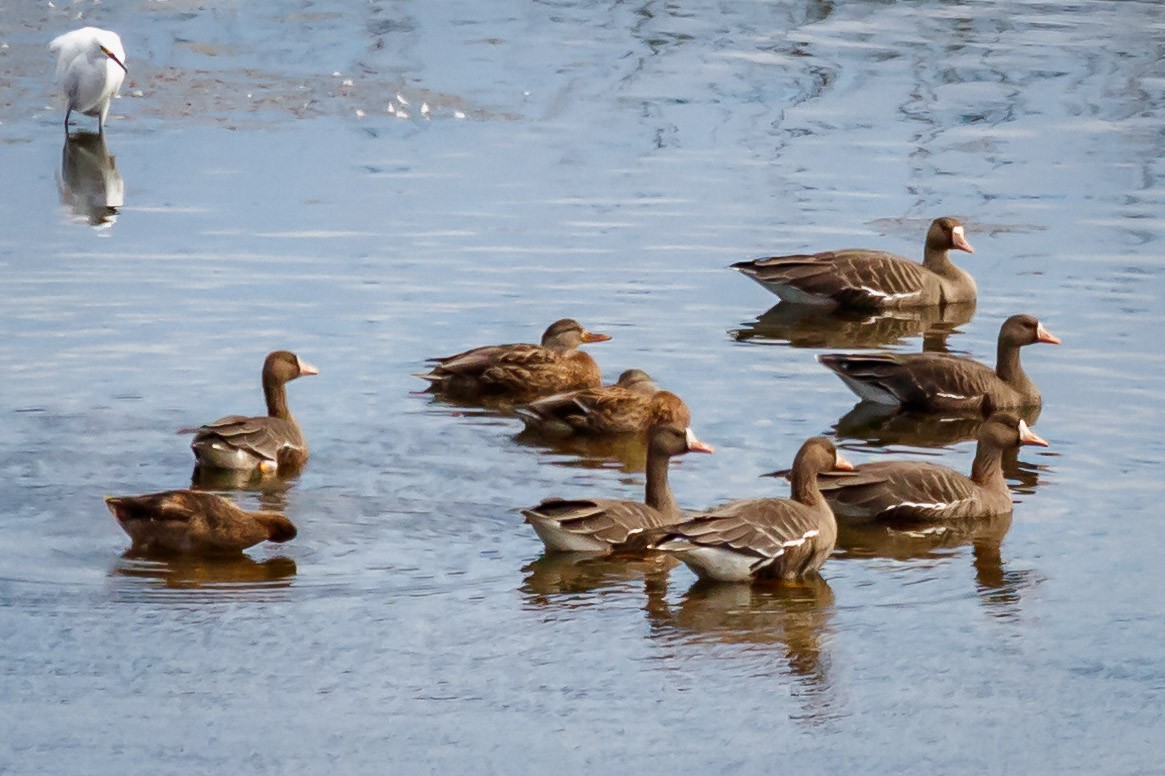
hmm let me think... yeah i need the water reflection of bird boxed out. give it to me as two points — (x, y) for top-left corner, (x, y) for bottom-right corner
(190, 466), (295, 512)
(732, 217), (976, 310)
(49, 27), (127, 134)
(647, 577), (840, 721)
(112, 552), (297, 592)
(731, 300), (974, 352)
(57, 131), (124, 227)
(519, 551), (678, 603)
(836, 512), (1041, 620)
(832, 401), (1041, 450)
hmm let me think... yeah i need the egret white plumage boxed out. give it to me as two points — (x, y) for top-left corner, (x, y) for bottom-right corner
(49, 27), (127, 134)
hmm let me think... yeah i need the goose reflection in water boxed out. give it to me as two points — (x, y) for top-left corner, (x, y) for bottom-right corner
(835, 512), (1041, 620)
(57, 131), (124, 228)
(190, 462), (301, 511)
(513, 428), (657, 473)
(731, 301), (974, 353)
(647, 576), (840, 722)
(832, 401), (1042, 451)
(111, 552), (297, 595)
(519, 551), (678, 604)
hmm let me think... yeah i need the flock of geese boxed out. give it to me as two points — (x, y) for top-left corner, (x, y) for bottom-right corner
(102, 215), (1058, 585)
(49, 27), (1057, 585)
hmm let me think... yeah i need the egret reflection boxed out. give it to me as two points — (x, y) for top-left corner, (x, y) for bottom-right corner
(58, 131), (124, 228)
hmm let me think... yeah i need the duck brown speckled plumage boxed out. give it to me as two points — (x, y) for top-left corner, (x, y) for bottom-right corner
(807, 413), (1049, 523)
(522, 422), (714, 552)
(417, 318), (611, 402)
(105, 490), (297, 555)
(515, 369), (691, 436)
(652, 437), (853, 583)
(818, 314), (1060, 411)
(182, 350), (318, 474)
(732, 217), (976, 310)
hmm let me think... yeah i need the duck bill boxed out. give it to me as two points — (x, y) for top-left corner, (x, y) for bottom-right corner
(685, 427), (714, 454)
(296, 357), (320, 376)
(833, 453), (855, 472)
(951, 225), (974, 254)
(102, 47), (128, 74)
(581, 331), (611, 343)
(1017, 419), (1049, 447)
(1036, 322), (1061, 345)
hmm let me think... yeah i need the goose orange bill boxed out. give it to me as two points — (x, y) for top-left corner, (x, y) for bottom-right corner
(1018, 419), (1049, 447)
(296, 357), (320, 376)
(1036, 322), (1060, 345)
(685, 428), (714, 454)
(952, 224), (974, 253)
(833, 452), (855, 472)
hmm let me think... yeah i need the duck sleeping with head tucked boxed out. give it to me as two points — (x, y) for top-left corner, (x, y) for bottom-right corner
(515, 368), (690, 437)
(105, 490), (297, 555)
(181, 350), (318, 475)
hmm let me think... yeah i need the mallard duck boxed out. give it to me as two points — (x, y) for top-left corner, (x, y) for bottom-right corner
(521, 421), (714, 552)
(793, 413), (1048, 523)
(818, 314), (1059, 411)
(515, 369), (691, 436)
(732, 217), (975, 310)
(651, 437), (853, 583)
(105, 490), (297, 555)
(416, 318), (611, 401)
(182, 350), (318, 473)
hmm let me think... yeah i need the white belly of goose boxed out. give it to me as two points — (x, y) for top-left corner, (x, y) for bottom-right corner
(525, 515), (611, 553)
(836, 374), (900, 404)
(660, 542), (759, 582)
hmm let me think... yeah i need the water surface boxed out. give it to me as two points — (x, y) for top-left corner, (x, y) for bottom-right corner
(2, 1), (1164, 773)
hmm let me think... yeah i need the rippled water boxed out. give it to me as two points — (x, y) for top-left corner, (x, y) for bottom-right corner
(2, 1), (1164, 772)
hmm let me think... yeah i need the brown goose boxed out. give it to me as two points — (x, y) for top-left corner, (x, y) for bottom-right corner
(182, 350), (318, 473)
(732, 217), (975, 310)
(105, 490), (297, 555)
(521, 421), (714, 553)
(803, 413), (1048, 523)
(818, 314), (1060, 411)
(515, 369), (690, 436)
(651, 437), (853, 583)
(416, 318), (611, 402)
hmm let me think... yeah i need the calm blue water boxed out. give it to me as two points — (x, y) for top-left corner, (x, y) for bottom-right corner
(2, 1), (1164, 773)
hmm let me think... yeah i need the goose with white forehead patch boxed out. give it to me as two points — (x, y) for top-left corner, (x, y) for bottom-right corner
(769, 413), (1049, 524)
(650, 437), (853, 583)
(731, 217), (976, 310)
(180, 350), (319, 474)
(818, 314), (1060, 412)
(521, 418), (714, 553)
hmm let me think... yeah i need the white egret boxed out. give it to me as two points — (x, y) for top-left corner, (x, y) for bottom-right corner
(49, 27), (127, 134)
